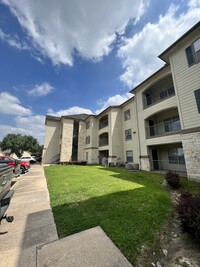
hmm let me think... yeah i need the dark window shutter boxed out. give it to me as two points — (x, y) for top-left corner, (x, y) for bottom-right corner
(194, 89), (200, 113)
(185, 46), (195, 67)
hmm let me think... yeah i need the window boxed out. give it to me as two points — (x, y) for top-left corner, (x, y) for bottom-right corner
(164, 116), (181, 132)
(160, 87), (175, 100)
(194, 88), (200, 113)
(86, 121), (90, 129)
(126, 150), (133, 163)
(86, 136), (90, 144)
(125, 129), (132, 141)
(194, 38), (200, 61)
(86, 152), (88, 161)
(185, 37), (200, 67)
(168, 148), (185, 165)
(124, 109), (131, 121)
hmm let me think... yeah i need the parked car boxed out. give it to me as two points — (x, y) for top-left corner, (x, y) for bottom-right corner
(0, 155), (29, 174)
(20, 156), (37, 164)
(0, 156), (21, 176)
(0, 164), (14, 223)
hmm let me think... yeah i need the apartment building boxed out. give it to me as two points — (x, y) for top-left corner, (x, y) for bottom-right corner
(43, 97), (139, 166)
(43, 21), (200, 181)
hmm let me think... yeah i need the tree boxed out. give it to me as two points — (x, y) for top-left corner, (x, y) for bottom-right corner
(0, 133), (42, 158)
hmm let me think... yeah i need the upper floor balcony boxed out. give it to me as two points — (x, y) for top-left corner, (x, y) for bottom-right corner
(99, 114), (108, 130)
(145, 107), (181, 139)
(143, 75), (175, 109)
(144, 86), (175, 108)
(146, 117), (181, 138)
(99, 132), (109, 147)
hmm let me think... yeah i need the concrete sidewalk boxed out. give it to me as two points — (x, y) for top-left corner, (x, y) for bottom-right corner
(0, 164), (58, 267)
(37, 226), (133, 267)
(0, 164), (133, 267)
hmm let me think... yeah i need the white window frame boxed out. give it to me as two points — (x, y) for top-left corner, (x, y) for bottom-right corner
(168, 148), (185, 165)
(125, 129), (132, 141)
(126, 150), (133, 163)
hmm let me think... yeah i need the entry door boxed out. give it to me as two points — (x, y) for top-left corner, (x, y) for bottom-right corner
(152, 149), (159, 170)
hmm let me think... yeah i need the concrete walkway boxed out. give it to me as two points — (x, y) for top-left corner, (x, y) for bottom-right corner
(0, 164), (58, 267)
(0, 165), (133, 267)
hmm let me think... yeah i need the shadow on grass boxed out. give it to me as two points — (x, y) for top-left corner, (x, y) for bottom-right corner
(52, 184), (171, 264)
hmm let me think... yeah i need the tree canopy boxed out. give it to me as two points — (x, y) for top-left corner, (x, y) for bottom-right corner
(0, 133), (43, 158)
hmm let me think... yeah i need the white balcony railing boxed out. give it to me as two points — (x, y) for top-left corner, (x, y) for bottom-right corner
(150, 160), (186, 176)
(144, 87), (175, 108)
(147, 120), (181, 138)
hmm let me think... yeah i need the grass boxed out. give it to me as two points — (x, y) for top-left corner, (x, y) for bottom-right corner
(45, 165), (172, 264)
(179, 177), (200, 194)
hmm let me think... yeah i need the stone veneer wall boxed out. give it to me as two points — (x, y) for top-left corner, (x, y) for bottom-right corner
(78, 121), (86, 161)
(86, 148), (98, 164)
(140, 157), (150, 171)
(182, 132), (200, 182)
(60, 119), (73, 162)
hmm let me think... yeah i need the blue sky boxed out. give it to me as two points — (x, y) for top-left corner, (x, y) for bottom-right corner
(0, 0), (200, 144)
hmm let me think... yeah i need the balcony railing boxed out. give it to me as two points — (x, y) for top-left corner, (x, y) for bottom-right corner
(144, 87), (175, 108)
(99, 138), (109, 147)
(149, 160), (187, 176)
(147, 120), (181, 138)
(99, 121), (108, 130)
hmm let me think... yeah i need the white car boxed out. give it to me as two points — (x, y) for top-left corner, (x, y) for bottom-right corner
(20, 156), (37, 163)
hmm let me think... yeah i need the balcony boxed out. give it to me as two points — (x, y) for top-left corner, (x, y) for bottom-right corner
(99, 115), (108, 130)
(147, 117), (181, 138)
(99, 133), (109, 147)
(149, 144), (186, 176)
(144, 86), (175, 108)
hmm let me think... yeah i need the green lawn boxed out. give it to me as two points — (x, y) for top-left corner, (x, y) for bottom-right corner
(45, 165), (172, 264)
(180, 176), (200, 194)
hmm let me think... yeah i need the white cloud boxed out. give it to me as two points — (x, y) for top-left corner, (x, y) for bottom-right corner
(0, 115), (45, 144)
(0, 125), (32, 140)
(118, 0), (200, 88)
(48, 93), (133, 117)
(28, 82), (54, 96)
(0, 91), (32, 116)
(1, 0), (145, 65)
(48, 107), (93, 117)
(0, 28), (29, 50)
(15, 115), (45, 144)
(95, 93), (132, 114)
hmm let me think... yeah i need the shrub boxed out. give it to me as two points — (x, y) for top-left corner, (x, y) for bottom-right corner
(165, 171), (180, 189)
(176, 191), (200, 241)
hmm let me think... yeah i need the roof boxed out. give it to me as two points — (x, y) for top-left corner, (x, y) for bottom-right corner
(45, 114), (90, 124)
(130, 64), (169, 93)
(62, 114), (90, 121)
(130, 21), (200, 93)
(159, 21), (200, 63)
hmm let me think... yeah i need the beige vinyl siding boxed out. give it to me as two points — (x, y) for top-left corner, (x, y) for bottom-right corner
(135, 65), (172, 112)
(85, 117), (98, 148)
(170, 34), (200, 130)
(110, 108), (123, 160)
(146, 133), (182, 146)
(43, 120), (61, 164)
(134, 66), (176, 156)
(122, 100), (139, 163)
(143, 95), (177, 119)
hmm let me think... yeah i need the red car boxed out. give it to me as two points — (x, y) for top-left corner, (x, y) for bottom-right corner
(0, 156), (30, 174)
